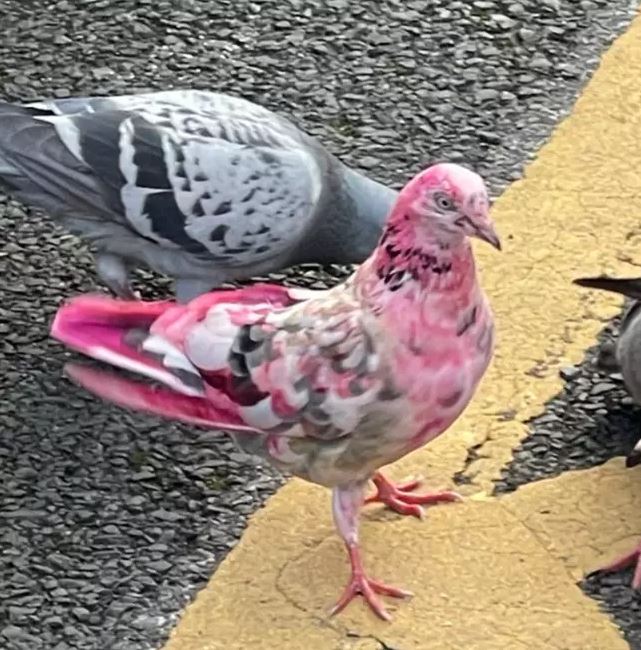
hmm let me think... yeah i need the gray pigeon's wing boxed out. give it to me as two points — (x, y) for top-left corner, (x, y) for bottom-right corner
(0, 91), (325, 266)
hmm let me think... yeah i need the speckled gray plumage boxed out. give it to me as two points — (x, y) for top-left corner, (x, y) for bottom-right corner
(0, 90), (396, 301)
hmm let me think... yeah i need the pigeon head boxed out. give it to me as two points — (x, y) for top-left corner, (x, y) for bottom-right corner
(400, 163), (501, 250)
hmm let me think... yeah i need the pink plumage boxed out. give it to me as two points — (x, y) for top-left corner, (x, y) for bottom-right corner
(50, 162), (501, 620)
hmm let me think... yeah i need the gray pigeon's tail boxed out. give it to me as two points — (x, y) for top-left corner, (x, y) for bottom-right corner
(573, 276), (641, 301)
(0, 101), (114, 223)
(0, 101), (57, 194)
(0, 103), (40, 185)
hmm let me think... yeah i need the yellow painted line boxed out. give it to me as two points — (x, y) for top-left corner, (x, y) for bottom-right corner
(164, 463), (637, 650)
(164, 10), (641, 649)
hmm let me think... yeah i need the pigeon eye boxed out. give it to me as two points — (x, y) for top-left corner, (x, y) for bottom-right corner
(434, 194), (454, 211)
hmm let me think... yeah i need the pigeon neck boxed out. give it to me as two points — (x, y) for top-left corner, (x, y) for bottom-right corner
(339, 166), (398, 263)
(363, 211), (476, 294)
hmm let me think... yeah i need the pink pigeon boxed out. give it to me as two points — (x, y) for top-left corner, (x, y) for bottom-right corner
(50, 162), (500, 620)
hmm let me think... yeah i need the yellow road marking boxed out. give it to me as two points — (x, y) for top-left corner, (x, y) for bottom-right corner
(164, 9), (641, 649)
(165, 462), (638, 649)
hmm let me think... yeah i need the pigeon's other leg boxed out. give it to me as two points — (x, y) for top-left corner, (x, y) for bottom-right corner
(330, 482), (411, 621)
(364, 471), (462, 519)
(95, 252), (138, 300)
(175, 278), (221, 303)
(594, 541), (641, 588)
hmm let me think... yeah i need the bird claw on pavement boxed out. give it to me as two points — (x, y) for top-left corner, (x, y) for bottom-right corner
(330, 550), (412, 621)
(365, 471), (463, 519)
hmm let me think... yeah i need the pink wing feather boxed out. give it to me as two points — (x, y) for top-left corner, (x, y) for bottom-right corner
(51, 281), (391, 441)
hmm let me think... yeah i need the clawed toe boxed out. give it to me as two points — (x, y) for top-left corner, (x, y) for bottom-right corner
(330, 571), (412, 621)
(365, 471), (462, 518)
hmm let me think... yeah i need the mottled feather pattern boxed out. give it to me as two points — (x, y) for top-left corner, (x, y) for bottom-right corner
(57, 94), (322, 264)
(0, 91), (328, 288)
(181, 285), (401, 449)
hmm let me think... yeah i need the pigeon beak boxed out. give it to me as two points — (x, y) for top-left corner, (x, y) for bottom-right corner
(473, 221), (502, 251)
(627, 439), (641, 468)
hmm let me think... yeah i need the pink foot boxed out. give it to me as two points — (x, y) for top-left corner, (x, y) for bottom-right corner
(364, 471), (462, 519)
(597, 541), (641, 588)
(330, 544), (412, 621)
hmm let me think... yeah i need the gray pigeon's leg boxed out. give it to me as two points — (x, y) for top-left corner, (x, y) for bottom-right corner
(175, 278), (220, 303)
(95, 252), (137, 299)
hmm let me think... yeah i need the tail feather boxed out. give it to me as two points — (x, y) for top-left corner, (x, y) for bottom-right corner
(0, 101), (116, 222)
(64, 363), (253, 431)
(50, 294), (204, 397)
(0, 106), (25, 180)
(50, 287), (314, 434)
(574, 276), (641, 300)
(52, 294), (252, 430)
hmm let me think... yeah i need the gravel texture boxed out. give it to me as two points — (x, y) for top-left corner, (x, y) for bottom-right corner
(0, 0), (638, 648)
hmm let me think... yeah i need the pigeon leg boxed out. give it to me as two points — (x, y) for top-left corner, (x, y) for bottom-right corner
(595, 540), (641, 588)
(330, 483), (411, 621)
(364, 471), (462, 519)
(95, 252), (138, 300)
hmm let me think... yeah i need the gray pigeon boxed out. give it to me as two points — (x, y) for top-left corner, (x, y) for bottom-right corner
(574, 275), (641, 466)
(0, 90), (397, 302)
